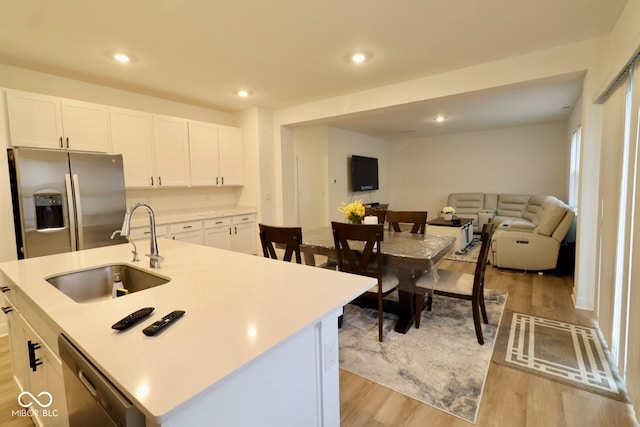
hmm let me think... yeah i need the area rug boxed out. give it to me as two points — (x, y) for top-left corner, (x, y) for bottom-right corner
(492, 310), (629, 402)
(445, 237), (480, 263)
(339, 290), (508, 423)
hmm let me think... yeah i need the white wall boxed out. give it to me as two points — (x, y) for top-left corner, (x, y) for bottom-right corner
(292, 126), (389, 228)
(388, 122), (569, 218)
(293, 126), (329, 229)
(327, 127), (390, 223)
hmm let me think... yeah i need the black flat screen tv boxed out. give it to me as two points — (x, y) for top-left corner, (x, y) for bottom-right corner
(351, 155), (379, 192)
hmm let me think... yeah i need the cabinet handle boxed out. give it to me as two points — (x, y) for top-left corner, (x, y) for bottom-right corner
(1, 286), (10, 293)
(234, 226), (237, 235)
(183, 225), (193, 229)
(229, 227), (232, 235)
(1, 306), (12, 314)
(27, 341), (43, 372)
(59, 136), (64, 148)
(158, 176), (162, 186)
(215, 221), (223, 225)
(65, 137), (70, 148)
(150, 176), (154, 186)
(216, 177), (219, 185)
(221, 177), (224, 185)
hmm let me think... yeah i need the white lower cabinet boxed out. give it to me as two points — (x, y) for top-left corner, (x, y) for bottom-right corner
(168, 220), (204, 245)
(231, 215), (256, 254)
(129, 213), (255, 254)
(204, 214), (256, 254)
(2, 291), (69, 427)
(204, 217), (233, 250)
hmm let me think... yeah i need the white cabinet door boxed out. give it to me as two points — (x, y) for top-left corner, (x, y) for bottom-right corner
(60, 99), (110, 152)
(218, 125), (243, 186)
(204, 226), (232, 250)
(4, 294), (69, 427)
(153, 115), (190, 187)
(110, 108), (154, 187)
(231, 215), (256, 254)
(21, 319), (69, 427)
(6, 90), (110, 153)
(188, 120), (220, 186)
(4, 295), (29, 393)
(6, 90), (63, 149)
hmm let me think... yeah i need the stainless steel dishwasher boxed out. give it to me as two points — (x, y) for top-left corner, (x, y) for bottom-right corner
(58, 334), (145, 427)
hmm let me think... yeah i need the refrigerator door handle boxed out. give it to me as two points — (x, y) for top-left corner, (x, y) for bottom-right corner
(72, 174), (85, 250)
(64, 174), (78, 251)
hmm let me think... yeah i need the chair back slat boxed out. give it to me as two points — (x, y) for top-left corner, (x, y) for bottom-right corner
(259, 224), (303, 264)
(386, 210), (428, 234)
(331, 221), (383, 278)
(472, 222), (495, 295)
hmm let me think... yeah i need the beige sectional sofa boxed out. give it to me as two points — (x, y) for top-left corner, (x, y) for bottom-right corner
(446, 192), (575, 271)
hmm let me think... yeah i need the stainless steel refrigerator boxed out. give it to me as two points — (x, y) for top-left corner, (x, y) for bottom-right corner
(8, 148), (127, 259)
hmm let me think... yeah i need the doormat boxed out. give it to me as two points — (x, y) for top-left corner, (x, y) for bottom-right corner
(492, 310), (629, 402)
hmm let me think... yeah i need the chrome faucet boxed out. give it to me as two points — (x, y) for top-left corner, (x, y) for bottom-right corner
(118, 202), (163, 269)
(110, 229), (140, 263)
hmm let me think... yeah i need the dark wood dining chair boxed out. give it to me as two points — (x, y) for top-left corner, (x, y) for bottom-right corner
(386, 210), (428, 234)
(364, 207), (387, 225)
(331, 221), (399, 342)
(414, 222), (495, 344)
(259, 224), (303, 264)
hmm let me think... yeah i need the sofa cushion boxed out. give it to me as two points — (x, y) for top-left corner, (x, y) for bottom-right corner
(496, 194), (531, 217)
(535, 198), (568, 236)
(447, 193), (485, 214)
(522, 195), (549, 224)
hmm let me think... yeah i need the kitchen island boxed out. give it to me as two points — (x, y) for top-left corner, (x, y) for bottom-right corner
(0, 239), (375, 426)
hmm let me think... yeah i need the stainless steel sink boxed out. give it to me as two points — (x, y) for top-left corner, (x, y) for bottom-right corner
(45, 264), (171, 303)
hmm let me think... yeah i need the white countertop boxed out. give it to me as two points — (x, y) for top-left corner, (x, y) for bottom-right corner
(0, 239), (374, 423)
(128, 206), (256, 228)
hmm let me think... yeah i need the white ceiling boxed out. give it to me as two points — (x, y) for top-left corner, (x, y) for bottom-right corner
(0, 0), (627, 139)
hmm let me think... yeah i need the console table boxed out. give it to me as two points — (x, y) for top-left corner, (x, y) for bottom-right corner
(427, 218), (474, 252)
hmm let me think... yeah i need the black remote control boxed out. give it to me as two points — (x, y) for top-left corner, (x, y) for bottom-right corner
(111, 307), (155, 331)
(142, 310), (185, 336)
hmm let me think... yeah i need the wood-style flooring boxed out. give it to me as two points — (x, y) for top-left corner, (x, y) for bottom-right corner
(340, 260), (639, 426)
(0, 260), (637, 426)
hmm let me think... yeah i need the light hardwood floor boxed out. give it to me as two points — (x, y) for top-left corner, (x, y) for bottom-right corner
(340, 260), (639, 426)
(0, 261), (637, 426)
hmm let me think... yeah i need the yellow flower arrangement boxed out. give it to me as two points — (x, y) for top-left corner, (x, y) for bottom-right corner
(338, 200), (366, 224)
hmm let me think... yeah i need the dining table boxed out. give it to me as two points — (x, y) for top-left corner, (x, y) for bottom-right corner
(300, 226), (455, 333)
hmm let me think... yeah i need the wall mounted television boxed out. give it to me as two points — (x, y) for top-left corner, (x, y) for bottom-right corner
(350, 155), (379, 192)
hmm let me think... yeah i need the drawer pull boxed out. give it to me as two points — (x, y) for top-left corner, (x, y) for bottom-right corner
(1, 286), (10, 293)
(183, 225), (193, 229)
(28, 341), (43, 372)
(1, 306), (13, 314)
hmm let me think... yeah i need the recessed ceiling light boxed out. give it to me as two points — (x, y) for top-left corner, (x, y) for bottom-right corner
(236, 90), (250, 97)
(351, 53), (367, 63)
(435, 115), (446, 123)
(113, 53), (131, 63)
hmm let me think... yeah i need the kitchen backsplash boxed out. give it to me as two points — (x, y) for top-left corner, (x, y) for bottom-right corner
(125, 187), (242, 213)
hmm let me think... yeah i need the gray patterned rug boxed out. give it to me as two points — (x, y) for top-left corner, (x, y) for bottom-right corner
(339, 290), (508, 423)
(445, 237), (481, 263)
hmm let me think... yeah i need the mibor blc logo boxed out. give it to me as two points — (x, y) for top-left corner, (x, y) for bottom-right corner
(13, 391), (59, 418)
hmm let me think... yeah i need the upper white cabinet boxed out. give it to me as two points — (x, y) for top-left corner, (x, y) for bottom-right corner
(153, 115), (190, 187)
(110, 109), (190, 188)
(188, 121), (243, 186)
(218, 125), (243, 186)
(110, 108), (154, 187)
(6, 89), (110, 152)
